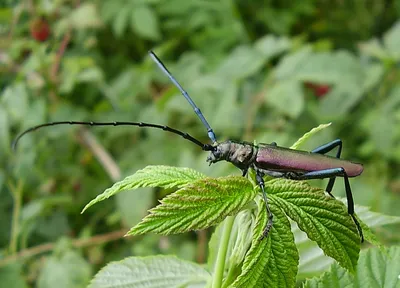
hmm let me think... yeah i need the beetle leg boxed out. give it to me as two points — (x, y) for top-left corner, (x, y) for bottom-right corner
(283, 167), (363, 242)
(256, 169), (285, 178)
(312, 139), (343, 198)
(241, 168), (248, 177)
(256, 172), (274, 240)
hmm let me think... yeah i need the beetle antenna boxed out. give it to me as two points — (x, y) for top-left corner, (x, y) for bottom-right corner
(149, 51), (217, 144)
(12, 121), (214, 151)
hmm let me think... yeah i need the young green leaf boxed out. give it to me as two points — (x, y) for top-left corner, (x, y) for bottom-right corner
(228, 209), (256, 269)
(127, 176), (256, 235)
(89, 255), (211, 288)
(231, 198), (299, 288)
(290, 123), (332, 150)
(266, 179), (360, 272)
(82, 166), (205, 213)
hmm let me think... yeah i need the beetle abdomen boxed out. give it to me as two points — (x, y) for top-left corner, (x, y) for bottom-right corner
(255, 146), (363, 177)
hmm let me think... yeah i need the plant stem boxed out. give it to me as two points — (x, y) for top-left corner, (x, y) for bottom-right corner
(0, 229), (127, 267)
(9, 180), (23, 254)
(222, 264), (239, 288)
(212, 215), (235, 288)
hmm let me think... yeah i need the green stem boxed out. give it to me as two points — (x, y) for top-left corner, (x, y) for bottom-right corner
(9, 180), (23, 254)
(222, 264), (239, 288)
(212, 215), (235, 288)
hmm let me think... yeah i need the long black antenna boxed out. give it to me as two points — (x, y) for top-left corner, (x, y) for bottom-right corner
(149, 51), (217, 144)
(12, 121), (214, 151)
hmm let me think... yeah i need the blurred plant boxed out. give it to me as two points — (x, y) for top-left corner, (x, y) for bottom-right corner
(1, 0), (400, 287)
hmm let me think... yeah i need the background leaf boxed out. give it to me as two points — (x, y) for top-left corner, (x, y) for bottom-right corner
(302, 262), (354, 288)
(89, 255), (211, 288)
(303, 246), (400, 288)
(131, 5), (161, 40)
(3, 1), (400, 286)
(383, 21), (400, 60)
(37, 244), (92, 288)
(265, 79), (304, 118)
(0, 264), (28, 288)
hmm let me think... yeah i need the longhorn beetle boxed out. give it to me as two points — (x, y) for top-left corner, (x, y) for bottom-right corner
(13, 51), (364, 242)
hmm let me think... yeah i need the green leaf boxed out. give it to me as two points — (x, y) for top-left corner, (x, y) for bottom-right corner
(232, 199), (299, 288)
(128, 176), (256, 235)
(265, 79), (304, 118)
(296, 201), (399, 279)
(267, 179), (360, 272)
(293, 53), (341, 83)
(113, 6), (131, 37)
(207, 209), (256, 287)
(354, 246), (400, 287)
(358, 39), (389, 60)
(1, 83), (29, 123)
(89, 255), (211, 288)
(254, 35), (291, 61)
(100, 1), (120, 22)
(82, 166), (205, 213)
(131, 4), (161, 40)
(351, 202), (400, 248)
(274, 47), (312, 79)
(362, 85), (400, 157)
(383, 21), (400, 60)
(37, 250), (92, 288)
(215, 46), (266, 80)
(319, 82), (364, 118)
(355, 202), (400, 228)
(69, 3), (102, 29)
(0, 107), (10, 157)
(295, 225), (337, 279)
(0, 264), (28, 288)
(228, 209), (256, 268)
(303, 246), (400, 288)
(302, 262), (353, 288)
(293, 52), (361, 85)
(362, 62), (384, 92)
(290, 123), (332, 150)
(77, 67), (104, 83)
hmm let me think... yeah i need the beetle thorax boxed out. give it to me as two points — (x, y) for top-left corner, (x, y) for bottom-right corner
(206, 141), (256, 169)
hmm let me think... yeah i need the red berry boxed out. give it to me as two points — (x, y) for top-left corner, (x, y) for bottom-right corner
(304, 82), (331, 98)
(315, 85), (330, 97)
(30, 18), (50, 42)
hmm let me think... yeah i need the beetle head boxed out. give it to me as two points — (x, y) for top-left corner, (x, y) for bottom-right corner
(206, 142), (231, 165)
(206, 141), (255, 170)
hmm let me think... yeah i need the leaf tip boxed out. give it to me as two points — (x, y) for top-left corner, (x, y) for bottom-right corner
(81, 204), (89, 214)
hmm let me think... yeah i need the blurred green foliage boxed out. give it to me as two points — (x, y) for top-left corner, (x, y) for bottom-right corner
(1, 0), (400, 287)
